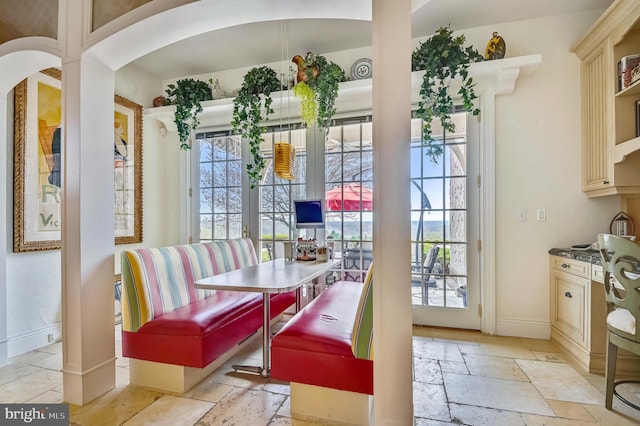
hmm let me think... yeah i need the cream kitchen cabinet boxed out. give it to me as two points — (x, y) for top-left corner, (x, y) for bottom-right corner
(550, 256), (595, 362)
(549, 255), (640, 374)
(572, 0), (640, 197)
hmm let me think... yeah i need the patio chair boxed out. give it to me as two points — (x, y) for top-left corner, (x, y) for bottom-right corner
(412, 246), (439, 304)
(597, 233), (640, 411)
(265, 242), (284, 260)
(342, 247), (373, 282)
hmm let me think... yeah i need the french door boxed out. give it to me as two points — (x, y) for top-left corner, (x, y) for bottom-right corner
(410, 112), (481, 330)
(197, 131), (243, 242)
(324, 118), (373, 282)
(195, 118), (373, 281)
(195, 127), (308, 262)
(195, 114), (480, 330)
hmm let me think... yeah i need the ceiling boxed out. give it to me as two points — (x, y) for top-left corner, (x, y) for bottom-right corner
(130, 0), (614, 80)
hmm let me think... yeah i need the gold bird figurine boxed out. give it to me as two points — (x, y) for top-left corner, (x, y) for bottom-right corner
(292, 53), (319, 84)
(485, 32), (506, 60)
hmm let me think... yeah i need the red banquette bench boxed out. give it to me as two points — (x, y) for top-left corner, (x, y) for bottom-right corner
(271, 266), (374, 424)
(120, 238), (295, 391)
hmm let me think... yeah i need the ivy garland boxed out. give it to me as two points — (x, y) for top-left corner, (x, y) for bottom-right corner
(231, 66), (281, 188)
(164, 78), (213, 150)
(412, 26), (483, 163)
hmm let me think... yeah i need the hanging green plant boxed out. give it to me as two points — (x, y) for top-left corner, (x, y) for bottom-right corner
(292, 52), (346, 130)
(231, 66), (281, 188)
(164, 78), (213, 150)
(412, 25), (483, 162)
(292, 81), (316, 127)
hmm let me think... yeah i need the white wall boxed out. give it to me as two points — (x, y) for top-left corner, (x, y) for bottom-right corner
(462, 12), (620, 337)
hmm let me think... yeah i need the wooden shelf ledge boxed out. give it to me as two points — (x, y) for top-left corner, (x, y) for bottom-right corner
(145, 54), (542, 132)
(614, 136), (640, 163)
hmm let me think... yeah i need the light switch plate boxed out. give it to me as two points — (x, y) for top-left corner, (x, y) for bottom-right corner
(516, 209), (526, 222)
(537, 209), (546, 221)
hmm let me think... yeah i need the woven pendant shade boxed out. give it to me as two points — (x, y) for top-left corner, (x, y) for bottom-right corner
(274, 142), (296, 180)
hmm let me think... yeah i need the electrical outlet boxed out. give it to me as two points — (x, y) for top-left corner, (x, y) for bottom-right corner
(47, 333), (54, 342)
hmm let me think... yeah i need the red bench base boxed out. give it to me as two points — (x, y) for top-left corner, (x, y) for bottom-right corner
(123, 291), (295, 368)
(290, 382), (372, 425)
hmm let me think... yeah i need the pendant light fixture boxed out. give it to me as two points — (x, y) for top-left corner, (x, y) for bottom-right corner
(274, 20), (296, 180)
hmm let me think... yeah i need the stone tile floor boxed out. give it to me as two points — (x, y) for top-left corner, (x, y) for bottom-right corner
(2, 325), (640, 425)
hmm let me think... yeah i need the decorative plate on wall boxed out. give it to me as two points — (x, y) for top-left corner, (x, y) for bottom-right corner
(350, 58), (372, 80)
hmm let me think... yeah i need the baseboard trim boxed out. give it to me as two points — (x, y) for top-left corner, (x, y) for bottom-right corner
(7, 323), (62, 358)
(496, 318), (550, 340)
(0, 338), (7, 367)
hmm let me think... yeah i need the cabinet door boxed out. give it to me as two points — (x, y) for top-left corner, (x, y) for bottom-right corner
(581, 45), (614, 194)
(551, 270), (589, 348)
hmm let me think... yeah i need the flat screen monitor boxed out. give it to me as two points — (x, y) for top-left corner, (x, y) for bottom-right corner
(294, 199), (325, 229)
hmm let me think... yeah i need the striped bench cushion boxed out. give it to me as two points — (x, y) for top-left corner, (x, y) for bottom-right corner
(121, 238), (258, 332)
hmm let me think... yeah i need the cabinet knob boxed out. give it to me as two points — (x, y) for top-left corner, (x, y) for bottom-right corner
(564, 291), (573, 298)
(604, 180), (610, 185)
(561, 263), (569, 268)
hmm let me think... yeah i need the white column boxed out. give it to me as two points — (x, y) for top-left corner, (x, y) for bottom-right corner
(0, 91), (8, 367)
(372, 0), (413, 425)
(479, 88), (497, 335)
(60, 0), (116, 405)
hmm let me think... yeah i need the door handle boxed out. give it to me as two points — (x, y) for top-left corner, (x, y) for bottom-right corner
(564, 291), (572, 298)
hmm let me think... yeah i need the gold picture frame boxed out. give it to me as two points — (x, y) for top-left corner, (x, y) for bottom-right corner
(114, 94), (143, 245)
(13, 69), (143, 252)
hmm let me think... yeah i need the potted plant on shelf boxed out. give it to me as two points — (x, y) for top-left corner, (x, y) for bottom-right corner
(231, 66), (281, 188)
(412, 25), (483, 162)
(292, 52), (346, 130)
(164, 78), (213, 150)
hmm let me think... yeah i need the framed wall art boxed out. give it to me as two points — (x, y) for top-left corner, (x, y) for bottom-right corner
(113, 94), (143, 245)
(13, 69), (143, 252)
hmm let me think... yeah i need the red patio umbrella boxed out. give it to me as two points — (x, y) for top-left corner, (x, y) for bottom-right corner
(325, 184), (373, 211)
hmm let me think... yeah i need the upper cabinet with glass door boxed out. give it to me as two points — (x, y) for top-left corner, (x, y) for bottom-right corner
(572, 0), (640, 197)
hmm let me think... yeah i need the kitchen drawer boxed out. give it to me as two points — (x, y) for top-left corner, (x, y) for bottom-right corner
(591, 264), (604, 283)
(551, 269), (588, 348)
(550, 256), (590, 278)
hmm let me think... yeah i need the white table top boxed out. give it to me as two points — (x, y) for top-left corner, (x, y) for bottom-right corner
(195, 258), (340, 293)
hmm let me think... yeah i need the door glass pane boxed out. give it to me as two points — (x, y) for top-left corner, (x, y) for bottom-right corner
(326, 118), (373, 282)
(197, 133), (242, 242)
(258, 127), (307, 262)
(410, 113), (468, 309)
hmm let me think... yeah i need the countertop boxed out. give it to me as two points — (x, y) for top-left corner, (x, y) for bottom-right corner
(549, 247), (640, 274)
(548, 248), (602, 265)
